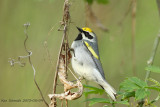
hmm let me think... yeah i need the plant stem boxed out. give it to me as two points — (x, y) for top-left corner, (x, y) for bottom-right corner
(150, 93), (160, 104)
(51, 0), (70, 107)
(145, 0), (160, 82)
(145, 32), (160, 82)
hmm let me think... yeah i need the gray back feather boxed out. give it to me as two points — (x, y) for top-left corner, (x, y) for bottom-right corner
(83, 39), (106, 79)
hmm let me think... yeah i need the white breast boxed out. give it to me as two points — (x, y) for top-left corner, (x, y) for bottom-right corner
(71, 41), (101, 81)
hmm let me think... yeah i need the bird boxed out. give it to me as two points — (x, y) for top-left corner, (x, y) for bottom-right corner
(70, 27), (117, 101)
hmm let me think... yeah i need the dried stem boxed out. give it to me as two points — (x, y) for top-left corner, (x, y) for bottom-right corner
(51, 0), (70, 105)
(49, 0), (82, 107)
(49, 56), (83, 100)
(9, 23), (49, 107)
(51, 25), (68, 107)
(23, 23), (49, 107)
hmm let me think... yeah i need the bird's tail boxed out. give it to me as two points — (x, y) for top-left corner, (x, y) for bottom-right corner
(101, 81), (117, 101)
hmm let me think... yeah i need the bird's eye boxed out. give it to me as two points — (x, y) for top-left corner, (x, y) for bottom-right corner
(84, 32), (93, 39)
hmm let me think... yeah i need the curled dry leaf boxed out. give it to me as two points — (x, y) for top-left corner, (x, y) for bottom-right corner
(49, 55), (83, 101)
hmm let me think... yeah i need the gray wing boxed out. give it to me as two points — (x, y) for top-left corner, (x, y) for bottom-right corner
(83, 40), (106, 79)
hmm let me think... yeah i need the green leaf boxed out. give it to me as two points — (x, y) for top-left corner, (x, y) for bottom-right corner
(128, 77), (147, 88)
(113, 100), (129, 105)
(120, 77), (147, 92)
(83, 84), (104, 96)
(84, 90), (103, 97)
(135, 88), (150, 100)
(84, 98), (111, 106)
(83, 84), (104, 91)
(120, 80), (139, 91)
(84, 0), (109, 4)
(145, 66), (160, 73)
(96, 0), (109, 4)
(121, 91), (135, 100)
(85, 98), (129, 106)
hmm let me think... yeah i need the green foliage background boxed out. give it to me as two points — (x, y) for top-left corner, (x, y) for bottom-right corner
(0, 0), (160, 107)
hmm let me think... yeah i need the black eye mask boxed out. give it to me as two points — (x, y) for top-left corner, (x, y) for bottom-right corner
(75, 31), (93, 41)
(83, 31), (93, 39)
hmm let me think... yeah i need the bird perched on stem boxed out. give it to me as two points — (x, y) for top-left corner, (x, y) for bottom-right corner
(71, 27), (117, 101)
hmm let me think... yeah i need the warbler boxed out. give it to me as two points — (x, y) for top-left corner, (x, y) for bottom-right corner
(71, 27), (117, 101)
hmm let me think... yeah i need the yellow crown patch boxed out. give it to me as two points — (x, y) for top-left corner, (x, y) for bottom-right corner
(82, 27), (92, 32)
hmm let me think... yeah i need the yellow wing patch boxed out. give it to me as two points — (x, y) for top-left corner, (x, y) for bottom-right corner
(82, 27), (92, 33)
(84, 41), (99, 59)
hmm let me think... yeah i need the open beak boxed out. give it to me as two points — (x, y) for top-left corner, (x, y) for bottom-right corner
(76, 27), (83, 33)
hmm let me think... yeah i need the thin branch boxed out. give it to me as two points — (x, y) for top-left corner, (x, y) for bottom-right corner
(23, 23), (49, 107)
(145, 32), (160, 82)
(145, 0), (160, 82)
(9, 23), (49, 107)
(51, 0), (71, 106)
(149, 93), (160, 104)
(51, 25), (67, 107)
(138, 31), (160, 107)
(138, 2), (160, 106)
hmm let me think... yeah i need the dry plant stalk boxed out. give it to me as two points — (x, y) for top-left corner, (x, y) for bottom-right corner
(48, 55), (83, 100)
(49, 0), (83, 107)
(9, 23), (49, 107)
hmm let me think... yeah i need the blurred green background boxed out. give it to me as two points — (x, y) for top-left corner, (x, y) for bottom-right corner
(0, 0), (160, 107)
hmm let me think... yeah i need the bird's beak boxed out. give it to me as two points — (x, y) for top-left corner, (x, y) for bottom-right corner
(76, 27), (83, 33)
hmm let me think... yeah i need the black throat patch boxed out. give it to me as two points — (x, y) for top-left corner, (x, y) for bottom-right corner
(75, 33), (82, 41)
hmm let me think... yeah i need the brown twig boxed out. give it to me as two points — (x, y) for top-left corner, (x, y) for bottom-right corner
(51, 25), (67, 107)
(49, 0), (78, 107)
(49, 0), (84, 106)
